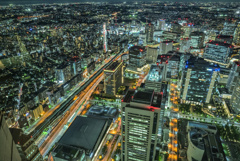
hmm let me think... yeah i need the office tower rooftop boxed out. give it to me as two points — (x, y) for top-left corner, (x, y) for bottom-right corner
(121, 88), (162, 161)
(145, 65), (163, 92)
(204, 40), (233, 66)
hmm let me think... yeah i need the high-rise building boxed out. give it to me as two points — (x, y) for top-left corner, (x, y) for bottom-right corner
(162, 31), (179, 42)
(104, 61), (123, 95)
(170, 22), (182, 34)
(146, 45), (160, 63)
(0, 113), (22, 161)
(190, 31), (205, 48)
(121, 88), (162, 161)
(204, 30), (216, 44)
(55, 64), (72, 84)
(129, 46), (146, 69)
(145, 23), (154, 43)
(204, 41), (233, 66)
(156, 53), (181, 81)
(180, 38), (191, 53)
(103, 22), (108, 53)
(70, 56), (82, 75)
(138, 32), (146, 45)
(153, 30), (163, 42)
(10, 128), (43, 161)
(231, 77), (240, 114)
(182, 26), (192, 38)
(181, 57), (219, 104)
(233, 22), (240, 45)
(157, 19), (166, 31)
(215, 35), (233, 44)
(160, 41), (173, 54)
(221, 22), (237, 36)
(145, 65), (163, 92)
(226, 61), (240, 93)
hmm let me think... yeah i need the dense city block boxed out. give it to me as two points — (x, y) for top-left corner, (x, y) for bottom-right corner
(0, 1), (240, 161)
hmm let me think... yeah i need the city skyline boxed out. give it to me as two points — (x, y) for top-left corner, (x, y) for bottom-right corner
(1, 0), (240, 6)
(0, 1), (240, 161)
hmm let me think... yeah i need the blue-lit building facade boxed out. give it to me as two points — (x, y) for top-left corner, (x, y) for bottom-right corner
(181, 57), (220, 104)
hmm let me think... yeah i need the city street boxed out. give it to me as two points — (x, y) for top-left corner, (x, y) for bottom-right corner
(40, 74), (104, 157)
(24, 55), (114, 135)
(38, 51), (128, 157)
(94, 117), (121, 161)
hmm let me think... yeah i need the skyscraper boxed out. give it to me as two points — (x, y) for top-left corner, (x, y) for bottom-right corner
(103, 22), (108, 53)
(145, 23), (154, 43)
(146, 45), (159, 64)
(180, 38), (191, 53)
(160, 41), (173, 54)
(227, 61), (240, 93)
(121, 88), (162, 161)
(156, 53), (181, 81)
(145, 64), (163, 92)
(204, 41), (233, 66)
(221, 21), (237, 36)
(0, 113), (22, 161)
(129, 46), (146, 69)
(181, 57), (219, 104)
(190, 31), (205, 48)
(157, 19), (166, 31)
(231, 77), (240, 114)
(104, 61), (123, 96)
(233, 22), (240, 45)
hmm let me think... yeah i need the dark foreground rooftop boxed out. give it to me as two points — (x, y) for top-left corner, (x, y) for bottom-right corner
(59, 116), (107, 150)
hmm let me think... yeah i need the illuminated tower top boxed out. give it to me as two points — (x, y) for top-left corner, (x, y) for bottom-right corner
(103, 22), (107, 53)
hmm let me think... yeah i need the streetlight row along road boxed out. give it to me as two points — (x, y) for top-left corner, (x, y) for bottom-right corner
(30, 50), (127, 156)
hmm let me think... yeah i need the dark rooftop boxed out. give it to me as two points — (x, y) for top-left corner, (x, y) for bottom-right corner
(216, 35), (233, 39)
(59, 116), (107, 150)
(54, 144), (84, 161)
(122, 90), (135, 103)
(129, 46), (145, 52)
(132, 89), (154, 105)
(207, 40), (233, 48)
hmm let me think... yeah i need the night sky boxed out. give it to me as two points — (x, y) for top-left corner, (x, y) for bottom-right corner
(1, 0), (240, 6)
